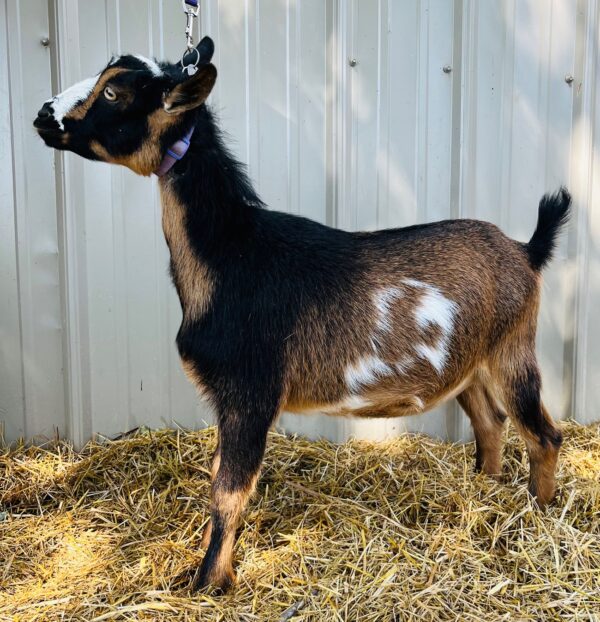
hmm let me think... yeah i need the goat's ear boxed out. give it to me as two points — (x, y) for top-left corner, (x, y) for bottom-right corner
(181, 36), (215, 69)
(197, 36), (215, 63)
(163, 64), (217, 114)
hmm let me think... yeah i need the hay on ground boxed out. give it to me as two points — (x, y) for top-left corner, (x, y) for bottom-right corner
(0, 421), (599, 621)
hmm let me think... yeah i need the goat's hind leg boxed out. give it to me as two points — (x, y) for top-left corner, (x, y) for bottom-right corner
(457, 381), (507, 478)
(496, 358), (562, 507)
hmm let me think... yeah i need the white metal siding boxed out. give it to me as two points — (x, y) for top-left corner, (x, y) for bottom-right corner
(1, 0), (65, 442)
(1, 0), (599, 445)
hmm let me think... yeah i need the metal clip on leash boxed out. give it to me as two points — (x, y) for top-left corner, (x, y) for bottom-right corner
(181, 0), (200, 76)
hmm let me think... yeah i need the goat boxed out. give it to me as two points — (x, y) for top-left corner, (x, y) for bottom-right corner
(34, 37), (570, 592)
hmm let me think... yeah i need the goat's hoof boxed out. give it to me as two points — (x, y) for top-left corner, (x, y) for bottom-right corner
(191, 563), (235, 594)
(474, 461), (503, 482)
(487, 471), (504, 483)
(527, 480), (557, 510)
(528, 489), (555, 510)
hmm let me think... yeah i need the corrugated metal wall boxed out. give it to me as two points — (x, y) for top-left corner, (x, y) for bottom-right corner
(1, 0), (599, 445)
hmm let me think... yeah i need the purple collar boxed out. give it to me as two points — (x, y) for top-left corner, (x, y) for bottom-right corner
(153, 126), (195, 177)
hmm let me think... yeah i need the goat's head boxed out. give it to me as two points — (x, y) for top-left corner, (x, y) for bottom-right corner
(34, 37), (217, 176)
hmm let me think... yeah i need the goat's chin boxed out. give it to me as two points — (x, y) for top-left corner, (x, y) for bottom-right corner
(38, 132), (101, 163)
(36, 128), (68, 149)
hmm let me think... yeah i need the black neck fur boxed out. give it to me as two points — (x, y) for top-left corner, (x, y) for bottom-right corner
(165, 106), (264, 259)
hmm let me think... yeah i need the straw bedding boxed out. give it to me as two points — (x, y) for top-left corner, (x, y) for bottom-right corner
(0, 421), (598, 621)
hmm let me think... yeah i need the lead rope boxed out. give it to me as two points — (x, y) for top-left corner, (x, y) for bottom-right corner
(181, 0), (200, 75)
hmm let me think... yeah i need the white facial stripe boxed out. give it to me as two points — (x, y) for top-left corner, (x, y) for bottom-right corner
(134, 54), (163, 77)
(48, 74), (99, 130)
(345, 355), (394, 392)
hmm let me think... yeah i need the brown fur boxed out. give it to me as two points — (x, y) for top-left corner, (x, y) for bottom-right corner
(159, 179), (215, 319)
(281, 223), (533, 417)
(457, 381), (506, 477)
(201, 471), (260, 588)
(524, 404), (561, 505)
(200, 447), (221, 550)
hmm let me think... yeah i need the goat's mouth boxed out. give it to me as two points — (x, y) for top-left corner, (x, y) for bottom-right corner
(36, 130), (67, 149)
(33, 114), (60, 131)
(34, 119), (67, 148)
(35, 126), (63, 137)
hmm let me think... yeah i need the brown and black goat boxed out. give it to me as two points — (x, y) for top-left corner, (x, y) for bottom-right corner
(35, 37), (570, 592)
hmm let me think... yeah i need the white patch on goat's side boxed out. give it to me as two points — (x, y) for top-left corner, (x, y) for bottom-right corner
(134, 54), (163, 77)
(403, 278), (428, 290)
(373, 287), (403, 333)
(48, 75), (99, 130)
(403, 279), (458, 375)
(345, 355), (394, 392)
(394, 357), (414, 375)
(414, 287), (456, 336)
(414, 343), (447, 374)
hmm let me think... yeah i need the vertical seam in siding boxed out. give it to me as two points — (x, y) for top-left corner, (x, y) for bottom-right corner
(3, 0), (27, 438)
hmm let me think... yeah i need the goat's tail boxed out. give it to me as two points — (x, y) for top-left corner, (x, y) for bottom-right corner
(525, 187), (571, 271)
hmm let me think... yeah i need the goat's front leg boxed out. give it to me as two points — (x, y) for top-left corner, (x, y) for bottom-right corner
(200, 442), (220, 550)
(193, 409), (274, 592)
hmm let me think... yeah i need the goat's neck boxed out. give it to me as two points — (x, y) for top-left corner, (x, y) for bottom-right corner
(161, 106), (261, 253)
(157, 106), (260, 314)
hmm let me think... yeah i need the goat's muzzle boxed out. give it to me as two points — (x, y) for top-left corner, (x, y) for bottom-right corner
(34, 104), (65, 147)
(34, 103), (60, 129)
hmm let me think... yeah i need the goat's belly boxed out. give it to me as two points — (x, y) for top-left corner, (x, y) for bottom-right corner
(287, 375), (472, 419)
(290, 397), (424, 418)
(289, 396), (422, 419)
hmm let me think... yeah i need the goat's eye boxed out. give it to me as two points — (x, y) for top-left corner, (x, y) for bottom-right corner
(103, 86), (117, 101)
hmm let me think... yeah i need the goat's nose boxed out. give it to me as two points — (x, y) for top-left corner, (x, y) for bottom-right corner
(37, 102), (53, 119)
